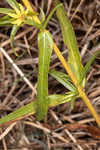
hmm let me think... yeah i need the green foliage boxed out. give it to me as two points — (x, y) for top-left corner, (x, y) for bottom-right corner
(42, 3), (62, 29)
(6, 0), (20, 9)
(49, 69), (76, 92)
(0, 0), (100, 126)
(0, 16), (12, 26)
(36, 30), (53, 120)
(80, 51), (100, 83)
(55, 2), (83, 83)
(49, 69), (78, 109)
(24, 18), (41, 28)
(0, 8), (14, 14)
(0, 93), (74, 126)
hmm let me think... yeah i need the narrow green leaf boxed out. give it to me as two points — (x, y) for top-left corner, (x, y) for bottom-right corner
(0, 8), (14, 15)
(36, 30), (53, 120)
(0, 101), (36, 126)
(0, 16), (12, 26)
(81, 50), (100, 83)
(55, 1), (83, 83)
(10, 24), (19, 56)
(49, 69), (76, 92)
(6, 0), (20, 9)
(43, 3), (62, 29)
(0, 92), (76, 126)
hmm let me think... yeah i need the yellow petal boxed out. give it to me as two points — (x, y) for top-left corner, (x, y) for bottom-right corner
(8, 13), (18, 18)
(21, 0), (34, 12)
(19, 3), (25, 13)
(14, 6), (20, 15)
(11, 19), (22, 26)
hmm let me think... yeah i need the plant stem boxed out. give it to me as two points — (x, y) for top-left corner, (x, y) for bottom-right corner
(53, 43), (100, 127)
(21, 0), (100, 126)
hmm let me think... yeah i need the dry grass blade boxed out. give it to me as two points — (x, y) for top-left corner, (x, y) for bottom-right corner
(0, 47), (36, 94)
(24, 121), (68, 143)
(0, 122), (17, 140)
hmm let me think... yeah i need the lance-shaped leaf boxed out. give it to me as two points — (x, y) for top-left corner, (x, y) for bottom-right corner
(10, 24), (19, 56)
(49, 69), (76, 92)
(6, 0), (20, 10)
(80, 50), (100, 83)
(0, 92), (76, 126)
(36, 30), (53, 120)
(54, 1), (83, 83)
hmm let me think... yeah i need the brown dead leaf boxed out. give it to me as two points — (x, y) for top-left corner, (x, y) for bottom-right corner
(65, 123), (100, 139)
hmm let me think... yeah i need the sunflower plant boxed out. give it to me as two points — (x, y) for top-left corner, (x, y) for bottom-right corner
(0, 0), (100, 126)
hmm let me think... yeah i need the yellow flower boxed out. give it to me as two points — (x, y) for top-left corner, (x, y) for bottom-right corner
(8, 3), (41, 26)
(8, 4), (29, 26)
